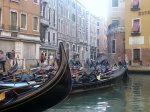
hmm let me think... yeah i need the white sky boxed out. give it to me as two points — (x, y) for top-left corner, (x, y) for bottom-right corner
(79, 0), (108, 18)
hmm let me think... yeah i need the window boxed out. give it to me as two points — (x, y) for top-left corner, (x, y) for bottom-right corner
(97, 39), (100, 45)
(131, 0), (139, 7)
(33, 0), (39, 4)
(112, 0), (118, 7)
(72, 2), (75, 8)
(53, 10), (55, 26)
(78, 6), (81, 12)
(72, 14), (75, 22)
(10, 11), (18, 31)
(61, 4), (63, 15)
(48, 32), (50, 42)
(133, 49), (140, 61)
(43, 6), (45, 18)
(73, 45), (75, 51)
(132, 19), (140, 32)
(97, 22), (99, 26)
(21, 13), (26, 29)
(112, 40), (116, 53)
(97, 29), (100, 34)
(49, 8), (51, 22)
(66, 10), (69, 19)
(33, 16), (38, 31)
(53, 33), (55, 43)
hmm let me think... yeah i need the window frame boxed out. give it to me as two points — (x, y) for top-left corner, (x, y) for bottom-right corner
(112, 39), (116, 54)
(20, 12), (27, 30)
(132, 18), (141, 33)
(33, 16), (39, 32)
(111, 0), (119, 8)
(33, 0), (39, 5)
(10, 9), (18, 27)
(132, 48), (141, 61)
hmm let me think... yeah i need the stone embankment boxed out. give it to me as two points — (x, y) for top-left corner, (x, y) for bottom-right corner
(128, 65), (150, 74)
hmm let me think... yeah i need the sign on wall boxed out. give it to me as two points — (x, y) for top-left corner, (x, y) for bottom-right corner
(129, 36), (144, 45)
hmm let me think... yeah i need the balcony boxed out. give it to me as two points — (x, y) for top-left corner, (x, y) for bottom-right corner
(77, 38), (83, 43)
(40, 18), (49, 27)
(131, 5), (140, 11)
(10, 0), (20, 3)
(9, 25), (20, 32)
(107, 20), (125, 35)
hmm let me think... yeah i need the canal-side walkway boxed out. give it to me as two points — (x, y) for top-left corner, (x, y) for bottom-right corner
(128, 65), (150, 73)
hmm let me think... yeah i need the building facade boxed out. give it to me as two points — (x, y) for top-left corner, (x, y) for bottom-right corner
(96, 18), (107, 57)
(0, 0), (40, 60)
(125, 0), (150, 66)
(86, 12), (97, 60)
(57, 0), (77, 59)
(40, 0), (57, 59)
(107, 0), (125, 65)
(76, 1), (87, 61)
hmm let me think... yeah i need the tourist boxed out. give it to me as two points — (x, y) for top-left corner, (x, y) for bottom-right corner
(7, 50), (15, 68)
(40, 53), (44, 67)
(0, 50), (6, 72)
(49, 53), (54, 66)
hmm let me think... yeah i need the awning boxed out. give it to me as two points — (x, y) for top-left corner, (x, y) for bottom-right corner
(132, 19), (140, 32)
(131, 0), (139, 6)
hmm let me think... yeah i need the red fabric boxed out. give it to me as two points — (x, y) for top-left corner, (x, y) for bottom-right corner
(131, 0), (139, 6)
(132, 19), (139, 32)
(41, 55), (44, 60)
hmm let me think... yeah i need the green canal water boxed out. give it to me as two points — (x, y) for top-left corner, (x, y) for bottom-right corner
(44, 74), (150, 112)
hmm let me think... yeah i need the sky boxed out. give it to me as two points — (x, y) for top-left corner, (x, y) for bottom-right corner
(79, 0), (108, 18)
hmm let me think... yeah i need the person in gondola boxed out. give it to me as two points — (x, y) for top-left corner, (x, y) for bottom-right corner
(49, 53), (54, 66)
(7, 50), (15, 68)
(0, 50), (6, 72)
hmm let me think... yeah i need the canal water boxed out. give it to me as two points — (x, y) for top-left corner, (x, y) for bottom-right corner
(44, 74), (150, 112)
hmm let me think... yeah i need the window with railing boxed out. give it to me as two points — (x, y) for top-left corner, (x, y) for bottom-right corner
(131, 0), (140, 11)
(131, 19), (140, 36)
(10, 11), (19, 31)
(133, 49), (140, 62)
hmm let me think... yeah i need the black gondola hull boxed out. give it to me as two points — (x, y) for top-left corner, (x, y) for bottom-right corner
(71, 67), (128, 94)
(0, 43), (72, 112)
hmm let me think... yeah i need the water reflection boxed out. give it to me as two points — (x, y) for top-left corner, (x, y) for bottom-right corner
(44, 74), (150, 112)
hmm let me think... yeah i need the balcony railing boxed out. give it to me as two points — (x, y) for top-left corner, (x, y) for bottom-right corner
(107, 20), (125, 35)
(40, 18), (49, 27)
(9, 25), (20, 32)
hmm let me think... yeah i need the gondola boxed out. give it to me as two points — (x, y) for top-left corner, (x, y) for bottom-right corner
(71, 65), (128, 94)
(0, 42), (72, 112)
